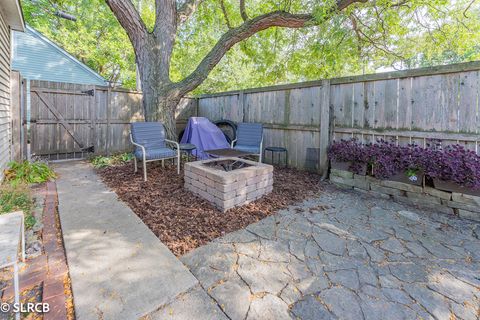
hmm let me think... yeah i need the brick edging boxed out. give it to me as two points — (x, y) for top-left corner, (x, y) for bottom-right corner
(42, 181), (72, 320)
(330, 169), (480, 222)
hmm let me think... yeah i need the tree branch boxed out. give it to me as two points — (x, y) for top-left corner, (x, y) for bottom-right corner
(337, 0), (369, 10)
(220, 0), (233, 29)
(463, 0), (475, 18)
(177, 0), (369, 94)
(105, 0), (148, 50)
(177, 0), (203, 24)
(177, 11), (314, 93)
(239, 0), (248, 21)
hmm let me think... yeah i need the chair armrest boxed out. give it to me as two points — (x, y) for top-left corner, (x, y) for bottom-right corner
(165, 139), (180, 153)
(130, 134), (146, 155)
(231, 138), (237, 148)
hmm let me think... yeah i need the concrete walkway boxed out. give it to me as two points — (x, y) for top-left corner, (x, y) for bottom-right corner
(55, 161), (226, 320)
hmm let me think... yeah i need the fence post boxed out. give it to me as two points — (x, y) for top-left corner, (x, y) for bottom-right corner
(10, 71), (21, 161)
(239, 90), (245, 122)
(90, 86), (98, 155)
(319, 79), (331, 177)
(106, 87), (112, 156)
(21, 78), (27, 160)
(195, 97), (199, 117)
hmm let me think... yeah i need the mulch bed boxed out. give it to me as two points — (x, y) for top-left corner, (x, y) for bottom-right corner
(98, 163), (324, 256)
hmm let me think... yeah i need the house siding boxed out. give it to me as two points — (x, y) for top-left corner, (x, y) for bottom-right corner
(0, 10), (11, 180)
(12, 27), (108, 86)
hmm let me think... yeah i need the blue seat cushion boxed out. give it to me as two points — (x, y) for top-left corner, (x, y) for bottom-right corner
(234, 145), (260, 154)
(236, 123), (263, 146)
(135, 147), (177, 160)
(131, 122), (167, 149)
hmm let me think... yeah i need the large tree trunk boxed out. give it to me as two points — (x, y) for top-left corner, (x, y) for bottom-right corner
(141, 85), (181, 140)
(139, 57), (180, 139)
(136, 28), (180, 140)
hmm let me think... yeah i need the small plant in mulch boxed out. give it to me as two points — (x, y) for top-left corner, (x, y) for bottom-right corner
(4, 160), (56, 186)
(90, 152), (134, 168)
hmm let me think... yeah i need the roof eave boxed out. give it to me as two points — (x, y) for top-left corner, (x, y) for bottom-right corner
(1, 0), (25, 31)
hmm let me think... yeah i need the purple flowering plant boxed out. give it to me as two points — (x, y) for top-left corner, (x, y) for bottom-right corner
(397, 143), (426, 182)
(327, 139), (370, 174)
(425, 143), (480, 189)
(367, 140), (402, 179)
(329, 138), (480, 188)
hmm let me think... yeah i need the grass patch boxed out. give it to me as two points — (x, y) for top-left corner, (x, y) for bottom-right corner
(90, 152), (134, 169)
(4, 161), (56, 186)
(0, 184), (35, 229)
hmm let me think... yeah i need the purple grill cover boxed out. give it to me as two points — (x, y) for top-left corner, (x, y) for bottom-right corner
(180, 117), (230, 159)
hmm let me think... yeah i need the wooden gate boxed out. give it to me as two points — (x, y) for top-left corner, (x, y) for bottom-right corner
(30, 81), (98, 160)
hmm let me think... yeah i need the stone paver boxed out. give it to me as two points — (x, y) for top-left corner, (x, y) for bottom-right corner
(182, 185), (480, 320)
(144, 285), (228, 320)
(55, 162), (225, 320)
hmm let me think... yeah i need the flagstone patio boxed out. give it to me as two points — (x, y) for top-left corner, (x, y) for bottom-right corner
(181, 186), (480, 320)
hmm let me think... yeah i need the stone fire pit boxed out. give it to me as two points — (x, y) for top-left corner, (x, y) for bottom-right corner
(184, 157), (274, 211)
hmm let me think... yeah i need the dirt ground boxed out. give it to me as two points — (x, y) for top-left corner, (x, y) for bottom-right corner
(98, 163), (324, 256)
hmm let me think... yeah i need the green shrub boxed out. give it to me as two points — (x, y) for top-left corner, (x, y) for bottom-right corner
(91, 156), (111, 168)
(91, 153), (134, 168)
(119, 152), (134, 163)
(0, 184), (35, 229)
(4, 161), (56, 186)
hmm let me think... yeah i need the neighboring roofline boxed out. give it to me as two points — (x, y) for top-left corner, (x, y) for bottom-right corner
(25, 25), (107, 84)
(0, 0), (25, 31)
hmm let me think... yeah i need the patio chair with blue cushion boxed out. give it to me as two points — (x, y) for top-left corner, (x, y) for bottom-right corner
(130, 122), (180, 181)
(231, 122), (264, 162)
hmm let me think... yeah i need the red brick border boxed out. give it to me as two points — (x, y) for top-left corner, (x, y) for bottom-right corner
(42, 181), (71, 320)
(1, 182), (73, 319)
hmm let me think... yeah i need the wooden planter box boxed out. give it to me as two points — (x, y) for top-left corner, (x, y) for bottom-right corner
(331, 160), (367, 176)
(433, 179), (480, 197)
(389, 171), (424, 186)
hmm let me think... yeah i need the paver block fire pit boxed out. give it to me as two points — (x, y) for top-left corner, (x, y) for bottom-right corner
(184, 157), (274, 211)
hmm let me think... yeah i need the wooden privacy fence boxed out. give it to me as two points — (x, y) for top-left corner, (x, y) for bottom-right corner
(197, 61), (480, 173)
(197, 81), (331, 173)
(26, 80), (194, 160)
(14, 61), (480, 171)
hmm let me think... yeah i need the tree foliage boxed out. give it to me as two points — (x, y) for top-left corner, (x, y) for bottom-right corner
(22, 0), (480, 93)
(22, 0), (137, 87)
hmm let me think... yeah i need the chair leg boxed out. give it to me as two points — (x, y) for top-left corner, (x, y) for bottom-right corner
(14, 261), (19, 320)
(21, 216), (25, 262)
(134, 157), (138, 173)
(177, 154), (180, 174)
(259, 152), (263, 163)
(162, 159), (165, 168)
(143, 160), (147, 181)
